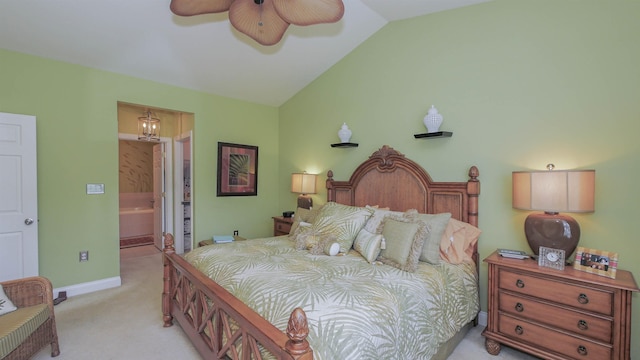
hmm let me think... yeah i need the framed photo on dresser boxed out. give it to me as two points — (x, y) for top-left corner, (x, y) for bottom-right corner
(573, 246), (618, 279)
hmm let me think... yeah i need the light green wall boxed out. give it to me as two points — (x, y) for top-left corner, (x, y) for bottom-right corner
(0, 48), (280, 288)
(1, 0), (638, 356)
(279, 0), (640, 357)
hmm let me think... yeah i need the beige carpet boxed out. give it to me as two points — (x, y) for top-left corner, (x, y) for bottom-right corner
(33, 245), (539, 360)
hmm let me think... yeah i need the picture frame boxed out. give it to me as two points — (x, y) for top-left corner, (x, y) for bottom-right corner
(217, 142), (258, 196)
(573, 246), (618, 279)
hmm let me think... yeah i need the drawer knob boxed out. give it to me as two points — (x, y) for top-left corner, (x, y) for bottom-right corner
(516, 279), (525, 288)
(515, 302), (524, 312)
(577, 345), (588, 356)
(577, 293), (589, 304)
(514, 325), (524, 335)
(577, 319), (589, 331)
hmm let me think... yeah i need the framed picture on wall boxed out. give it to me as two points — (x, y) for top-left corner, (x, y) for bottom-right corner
(573, 246), (618, 279)
(217, 142), (258, 196)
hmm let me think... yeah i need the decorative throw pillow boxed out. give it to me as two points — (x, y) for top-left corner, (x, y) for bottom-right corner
(289, 206), (322, 237)
(0, 285), (18, 316)
(363, 206), (402, 234)
(377, 215), (427, 272)
(440, 218), (482, 264)
(322, 241), (340, 256)
(310, 202), (373, 253)
(408, 211), (452, 264)
(353, 229), (384, 263)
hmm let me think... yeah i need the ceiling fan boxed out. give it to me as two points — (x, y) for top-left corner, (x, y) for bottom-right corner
(170, 0), (345, 46)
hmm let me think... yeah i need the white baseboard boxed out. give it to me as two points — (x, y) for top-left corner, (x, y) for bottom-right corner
(478, 310), (487, 326)
(53, 276), (121, 298)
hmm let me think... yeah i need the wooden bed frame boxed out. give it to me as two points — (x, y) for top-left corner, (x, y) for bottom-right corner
(162, 145), (480, 360)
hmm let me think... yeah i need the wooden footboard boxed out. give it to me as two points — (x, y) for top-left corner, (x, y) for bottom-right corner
(162, 234), (313, 360)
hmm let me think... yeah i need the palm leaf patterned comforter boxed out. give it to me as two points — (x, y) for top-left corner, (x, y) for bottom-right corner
(185, 236), (479, 360)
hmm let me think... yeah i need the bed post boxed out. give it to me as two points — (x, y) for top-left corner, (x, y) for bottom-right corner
(162, 233), (175, 328)
(466, 166), (481, 326)
(285, 307), (313, 359)
(326, 170), (335, 202)
(467, 166), (480, 228)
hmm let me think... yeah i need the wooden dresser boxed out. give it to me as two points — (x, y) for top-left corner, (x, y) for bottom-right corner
(272, 216), (293, 236)
(482, 251), (638, 360)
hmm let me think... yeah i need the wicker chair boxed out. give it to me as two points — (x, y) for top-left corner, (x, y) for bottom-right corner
(0, 276), (60, 359)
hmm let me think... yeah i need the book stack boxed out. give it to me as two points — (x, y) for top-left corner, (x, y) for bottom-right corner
(213, 235), (234, 244)
(498, 248), (530, 259)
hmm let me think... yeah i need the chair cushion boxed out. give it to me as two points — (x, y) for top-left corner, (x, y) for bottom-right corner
(0, 304), (50, 358)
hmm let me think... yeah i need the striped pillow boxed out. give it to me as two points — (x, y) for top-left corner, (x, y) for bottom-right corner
(353, 229), (383, 263)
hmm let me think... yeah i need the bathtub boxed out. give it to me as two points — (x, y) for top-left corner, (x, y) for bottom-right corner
(119, 207), (154, 239)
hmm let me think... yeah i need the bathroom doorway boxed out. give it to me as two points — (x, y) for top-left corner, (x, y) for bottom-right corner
(117, 103), (177, 255)
(117, 133), (174, 250)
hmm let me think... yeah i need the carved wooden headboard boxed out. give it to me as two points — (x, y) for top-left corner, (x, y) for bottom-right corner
(326, 145), (480, 266)
(326, 145), (480, 226)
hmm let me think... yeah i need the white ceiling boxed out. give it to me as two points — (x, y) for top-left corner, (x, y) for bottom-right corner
(0, 0), (490, 107)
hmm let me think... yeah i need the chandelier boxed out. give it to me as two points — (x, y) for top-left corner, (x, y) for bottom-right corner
(138, 110), (160, 142)
(170, 0), (345, 46)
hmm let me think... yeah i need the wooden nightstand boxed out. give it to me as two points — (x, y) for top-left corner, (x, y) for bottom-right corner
(482, 250), (638, 360)
(272, 216), (294, 236)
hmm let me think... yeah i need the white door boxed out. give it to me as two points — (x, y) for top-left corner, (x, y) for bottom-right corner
(0, 113), (38, 282)
(153, 144), (164, 249)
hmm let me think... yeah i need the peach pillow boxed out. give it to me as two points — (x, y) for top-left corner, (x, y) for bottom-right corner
(439, 218), (481, 264)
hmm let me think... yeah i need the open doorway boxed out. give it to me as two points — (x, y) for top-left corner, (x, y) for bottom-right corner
(117, 103), (179, 259)
(117, 133), (174, 251)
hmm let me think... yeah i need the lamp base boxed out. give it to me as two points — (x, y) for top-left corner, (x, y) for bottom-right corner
(524, 212), (580, 257)
(297, 195), (313, 210)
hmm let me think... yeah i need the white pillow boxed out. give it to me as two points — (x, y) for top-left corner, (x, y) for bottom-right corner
(363, 207), (404, 234)
(0, 285), (18, 316)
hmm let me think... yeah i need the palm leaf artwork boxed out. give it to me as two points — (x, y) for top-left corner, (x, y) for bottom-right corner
(228, 153), (250, 186)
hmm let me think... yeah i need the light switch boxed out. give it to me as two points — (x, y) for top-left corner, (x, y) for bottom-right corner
(86, 183), (105, 195)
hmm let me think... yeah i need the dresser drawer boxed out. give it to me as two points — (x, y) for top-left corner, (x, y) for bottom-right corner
(499, 292), (612, 343)
(498, 313), (612, 360)
(499, 269), (613, 315)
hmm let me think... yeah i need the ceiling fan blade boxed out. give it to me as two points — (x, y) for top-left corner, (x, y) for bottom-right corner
(170, 0), (233, 16)
(229, 0), (290, 46)
(272, 0), (344, 26)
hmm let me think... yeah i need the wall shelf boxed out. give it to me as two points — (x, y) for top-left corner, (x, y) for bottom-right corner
(331, 142), (359, 148)
(414, 131), (453, 139)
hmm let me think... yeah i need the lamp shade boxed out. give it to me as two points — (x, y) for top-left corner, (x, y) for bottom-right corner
(512, 170), (595, 213)
(512, 167), (595, 257)
(291, 173), (317, 195)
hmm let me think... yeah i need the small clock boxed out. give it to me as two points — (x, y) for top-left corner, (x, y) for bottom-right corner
(538, 246), (566, 270)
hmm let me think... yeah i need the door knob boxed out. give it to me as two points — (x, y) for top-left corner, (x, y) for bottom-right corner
(24, 218), (34, 225)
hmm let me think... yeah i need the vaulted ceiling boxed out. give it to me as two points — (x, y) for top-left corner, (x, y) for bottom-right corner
(0, 0), (490, 106)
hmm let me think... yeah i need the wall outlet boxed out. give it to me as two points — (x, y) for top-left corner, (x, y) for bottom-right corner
(79, 250), (89, 262)
(233, 230), (239, 236)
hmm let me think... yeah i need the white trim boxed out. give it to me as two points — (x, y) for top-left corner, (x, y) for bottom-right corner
(53, 276), (121, 298)
(173, 130), (193, 254)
